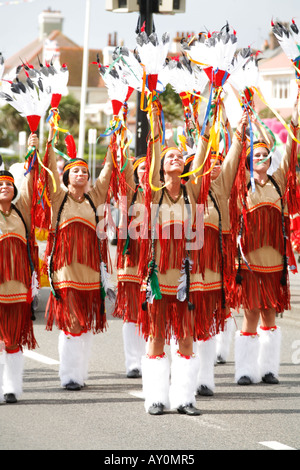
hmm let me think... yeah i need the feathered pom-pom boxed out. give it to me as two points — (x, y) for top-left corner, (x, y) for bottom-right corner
(177, 257), (193, 302)
(100, 261), (116, 303)
(272, 20), (300, 62)
(136, 31), (170, 91)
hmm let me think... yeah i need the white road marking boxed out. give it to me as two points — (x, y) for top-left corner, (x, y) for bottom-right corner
(24, 350), (59, 365)
(129, 390), (144, 399)
(259, 441), (296, 450)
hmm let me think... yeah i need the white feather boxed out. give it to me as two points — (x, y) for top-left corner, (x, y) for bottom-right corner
(100, 261), (116, 302)
(272, 21), (299, 61)
(228, 52), (259, 93)
(136, 31), (170, 76)
(176, 257), (193, 302)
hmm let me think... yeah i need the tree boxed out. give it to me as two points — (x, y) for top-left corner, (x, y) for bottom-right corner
(158, 84), (183, 124)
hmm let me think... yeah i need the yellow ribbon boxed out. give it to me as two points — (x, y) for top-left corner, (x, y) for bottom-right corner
(28, 147), (57, 194)
(253, 86), (300, 144)
(180, 88), (223, 179)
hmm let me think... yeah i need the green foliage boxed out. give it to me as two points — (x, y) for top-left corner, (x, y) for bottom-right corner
(158, 83), (183, 124)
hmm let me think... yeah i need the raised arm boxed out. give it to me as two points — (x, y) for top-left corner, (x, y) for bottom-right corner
(15, 133), (39, 229)
(44, 127), (65, 203)
(279, 98), (299, 179)
(88, 138), (114, 206)
(149, 101), (163, 191)
(211, 110), (247, 199)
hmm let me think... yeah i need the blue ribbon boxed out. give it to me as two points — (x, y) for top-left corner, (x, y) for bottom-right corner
(244, 105), (255, 192)
(201, 81), (213, 136)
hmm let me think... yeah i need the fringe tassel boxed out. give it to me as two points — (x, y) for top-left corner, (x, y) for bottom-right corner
(138, 289), (225, 343)
(284, 123), (300, 216)
(236, 268), (290, 314)
(113, 281), (142, 322)
(158, 224), (186, 273)
(34, 144), (52, 236)
(0, 237), (31, 286)
(46, 287), (107, 334)
(49, 222), (105, 273)
(190, 225), (221, 276)
(0, 301), (37, 349)
(241, 206), (284, 255)
(229, 133), (248, 250)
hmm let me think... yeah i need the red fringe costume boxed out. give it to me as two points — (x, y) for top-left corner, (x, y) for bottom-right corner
(0, 174), (38, 350)
(44, 143), (113, 333)
(236, 122), (299, 314)
(113, 159), (148, 324)
(138, 131), (243, 343)
(290, 182), (300, 254)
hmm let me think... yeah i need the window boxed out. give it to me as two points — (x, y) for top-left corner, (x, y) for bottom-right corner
(273, 78), (290, 100)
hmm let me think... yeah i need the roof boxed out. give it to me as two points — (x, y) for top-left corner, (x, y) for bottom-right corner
(4, 30), (104, 88)
(259, 48), (294, 72)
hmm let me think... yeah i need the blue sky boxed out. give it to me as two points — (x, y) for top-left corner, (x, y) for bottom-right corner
(0, 0), (299, 59)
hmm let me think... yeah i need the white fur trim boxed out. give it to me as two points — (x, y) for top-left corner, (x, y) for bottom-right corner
(81, 331), (93, 382)
(234, 331), (261, 384)
(258, 326), (281, 379)
(141, 354), (170, 412)
(122, 322), (146, 374)
(169, 353), (200, 409)
(216, 316), (235, 361)
(58, 332), (84, 387)
(3, 350), (24, 398)
(196, 337), (216, 391)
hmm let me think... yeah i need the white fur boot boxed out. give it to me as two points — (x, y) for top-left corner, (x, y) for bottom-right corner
(81, 330), (93, 383)
(58, 331), (84, 389)
(234, 331), (261, 385)
(169, 351), (201, 415)
(122, 322), (146, 377)
(196, 337), (216, 396)
(258, 326), (281, 383)
(216, 315), (235, 363)
(141, 353), (170, 414)
(3, 349), (24, 401)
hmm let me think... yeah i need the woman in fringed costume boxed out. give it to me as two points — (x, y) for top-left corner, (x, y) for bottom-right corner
(138, 100), (246, 415)
(193, 102), (238, 397)
(0, 134), (39, 403)
(234, 97), (299, 386)
(113, 153), (150, 378)
(44, 129), (114, 391)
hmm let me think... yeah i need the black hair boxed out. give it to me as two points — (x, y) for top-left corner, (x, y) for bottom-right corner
(0, 170), (18, 200)
(62, 159), (90, 187)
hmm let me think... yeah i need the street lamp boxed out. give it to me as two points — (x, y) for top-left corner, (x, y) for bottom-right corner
(78, 0), (91, 160)
(105, 0), (186, 157)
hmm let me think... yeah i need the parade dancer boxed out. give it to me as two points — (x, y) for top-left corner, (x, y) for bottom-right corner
(234, 98), (299, 385)
(193, 106), (247, 397)
(138, 101), (242, 415)
(113, 154), (150, 378)
(44, 129), (114, 391)
(0, 134), (39, 403)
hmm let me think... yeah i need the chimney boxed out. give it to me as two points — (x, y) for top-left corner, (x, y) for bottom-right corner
(39, 9), (64, 40)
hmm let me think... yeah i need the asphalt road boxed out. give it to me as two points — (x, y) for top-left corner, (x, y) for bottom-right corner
(1, 245), (300, 452)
